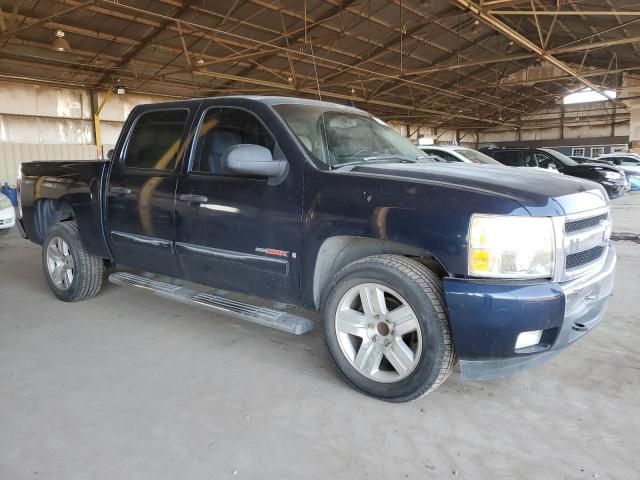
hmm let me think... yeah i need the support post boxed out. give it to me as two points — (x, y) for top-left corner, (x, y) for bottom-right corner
(93, 88), (114, 158)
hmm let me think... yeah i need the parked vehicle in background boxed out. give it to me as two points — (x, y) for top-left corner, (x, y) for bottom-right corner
(595, 153), (640, 191)
(17, 96), (617, 402)
(418, 145), (503, 165)
(482, 147), (628, 199)
(0, 192), (16, 236)
(570, 155), (601, 164)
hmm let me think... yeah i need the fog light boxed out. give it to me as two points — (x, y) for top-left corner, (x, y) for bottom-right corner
(515, 330), (543, 350)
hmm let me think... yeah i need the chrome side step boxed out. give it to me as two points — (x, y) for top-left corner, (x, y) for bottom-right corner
(108, 272), (314, 335)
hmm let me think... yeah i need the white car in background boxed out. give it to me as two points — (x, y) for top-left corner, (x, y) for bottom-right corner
(419, 145), (560, 173)
(0, 192), (16, 236)
(596, 153), (640, 173)
(419, 145), (501, 165)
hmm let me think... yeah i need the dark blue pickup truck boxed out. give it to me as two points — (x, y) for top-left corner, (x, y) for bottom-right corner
(17, 96), (616, 402)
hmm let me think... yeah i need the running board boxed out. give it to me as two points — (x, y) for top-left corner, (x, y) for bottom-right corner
(108, 272), (313, 335)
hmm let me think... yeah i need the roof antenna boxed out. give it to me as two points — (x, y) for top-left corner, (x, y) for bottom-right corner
(309, 36), (323, 102)
(309, 36), (332, 167)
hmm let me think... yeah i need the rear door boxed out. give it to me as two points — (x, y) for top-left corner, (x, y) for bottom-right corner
(106, 106), (195, 276)
(173, 104), (303, 302)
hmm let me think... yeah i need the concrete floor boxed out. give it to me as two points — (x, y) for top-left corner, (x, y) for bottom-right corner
(1, 195), (639, 480)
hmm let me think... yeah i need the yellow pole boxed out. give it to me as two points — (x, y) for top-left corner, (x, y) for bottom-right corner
(94, 88), (114, 153)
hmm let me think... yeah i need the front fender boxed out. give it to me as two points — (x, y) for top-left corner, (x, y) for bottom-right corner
(300, 167), (529, 308)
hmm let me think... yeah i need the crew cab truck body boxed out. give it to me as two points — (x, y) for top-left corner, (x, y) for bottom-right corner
(18, 96), (616, 402)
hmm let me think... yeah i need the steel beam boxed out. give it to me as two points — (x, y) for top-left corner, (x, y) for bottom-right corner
(449, 0), (628, 110)
(550, 36), (640, 54)
(490, 10), (640, 16)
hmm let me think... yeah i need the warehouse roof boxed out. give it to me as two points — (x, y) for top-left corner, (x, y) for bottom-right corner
(0, 0), (638, 129)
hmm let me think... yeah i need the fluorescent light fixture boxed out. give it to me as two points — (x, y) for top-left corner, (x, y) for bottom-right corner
(515, 330), (543, 350)
(563, 88), (616, 105)
(114, 86), (126, 95)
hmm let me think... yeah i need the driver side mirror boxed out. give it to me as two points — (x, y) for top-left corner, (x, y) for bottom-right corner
(106, 149), (114, 161)
(221, 144), (287, 178)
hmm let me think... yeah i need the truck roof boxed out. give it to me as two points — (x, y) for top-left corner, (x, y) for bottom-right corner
(142, 95), (367, 114)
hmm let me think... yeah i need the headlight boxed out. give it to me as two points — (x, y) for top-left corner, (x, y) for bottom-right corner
(469, 214), (556, 279)
(0, 195), (12, 209)
(602, 171), (621, 180)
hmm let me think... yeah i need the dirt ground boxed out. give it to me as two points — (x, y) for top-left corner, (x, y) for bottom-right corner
(1, 194), (638, 480)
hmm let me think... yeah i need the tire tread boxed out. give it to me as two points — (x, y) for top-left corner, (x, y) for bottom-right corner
(43, 221), (104, 302)
(324, 254), (456, 402)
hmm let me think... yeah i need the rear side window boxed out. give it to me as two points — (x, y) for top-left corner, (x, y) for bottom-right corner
(493, 151), (522, 167)
(422, 148), (457, 162)
(192, 108), (275, 174)
(620, 157), (640, 166)
(433, 151), (457, 162)
(124, 109), (188, 170)
(534, 153), (554, 169)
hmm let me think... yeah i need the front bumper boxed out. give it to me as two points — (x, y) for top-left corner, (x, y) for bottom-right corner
(443, 246), (616, 380)
(602, 180), (627, 199)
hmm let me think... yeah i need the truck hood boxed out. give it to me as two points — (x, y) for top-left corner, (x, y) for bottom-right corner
(566, 162), (622, 175)
(349, 162), (608, 216)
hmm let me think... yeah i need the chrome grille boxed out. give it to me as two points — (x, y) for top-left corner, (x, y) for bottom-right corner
(565, 213), (608, 234)
(566, 246), (605, 270)
(559, 207), (610, 280)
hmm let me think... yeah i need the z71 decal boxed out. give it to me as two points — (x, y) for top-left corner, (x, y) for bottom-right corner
(255, 247), (290, 258)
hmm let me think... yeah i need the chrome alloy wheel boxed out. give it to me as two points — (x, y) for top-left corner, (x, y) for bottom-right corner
(46, 236), (75, 291)
(334, 283), (422, 383)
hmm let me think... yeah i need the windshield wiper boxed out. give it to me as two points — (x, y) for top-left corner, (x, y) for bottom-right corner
(362, 154), (418, 163)
(331, 155), (419, 170)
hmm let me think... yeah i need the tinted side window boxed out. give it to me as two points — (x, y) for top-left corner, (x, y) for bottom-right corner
(125, 110), (188, 170)
(494, 151), (522, 167)
(424, 150), (455, 162)
(192, 108), (275, 174)
(522, 152), (538, 167)
(534, 153), (554, 169)
(439, 151), (459, 162)
(620, 158), (640, 166)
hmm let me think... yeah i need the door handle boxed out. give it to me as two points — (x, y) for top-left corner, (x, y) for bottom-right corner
(109, 186), (132, 195)
(179, 194), (208, 204)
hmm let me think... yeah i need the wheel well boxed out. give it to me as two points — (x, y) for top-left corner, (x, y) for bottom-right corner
(33, 198), (74, 243)
(312, 236), (448, 308)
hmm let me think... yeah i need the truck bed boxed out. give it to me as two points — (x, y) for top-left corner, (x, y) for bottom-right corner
(19, 160), (111, 258)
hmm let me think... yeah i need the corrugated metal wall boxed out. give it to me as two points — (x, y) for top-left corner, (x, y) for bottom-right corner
(0, 143), (100, 185)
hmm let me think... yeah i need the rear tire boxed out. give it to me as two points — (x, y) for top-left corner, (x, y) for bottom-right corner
(322, 255), (456, 402)
(42, 221), (104, 302)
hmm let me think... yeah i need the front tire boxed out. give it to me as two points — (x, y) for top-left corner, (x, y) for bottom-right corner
(42, 221), (104, 302)
(322, 255), (456, 402)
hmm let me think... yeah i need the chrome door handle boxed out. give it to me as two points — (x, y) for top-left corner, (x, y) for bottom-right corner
(109, 186), (131, 195)
(179, 194), (208, 203)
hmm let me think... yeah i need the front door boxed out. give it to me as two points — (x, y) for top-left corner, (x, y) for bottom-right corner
(106, 107), (194, 276)
(174, 105), (303, 303)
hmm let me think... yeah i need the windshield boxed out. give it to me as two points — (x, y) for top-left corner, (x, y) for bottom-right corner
(543, 148), (578, 166)
(272, 103), (429, 168)
(454, 148), (501, 165)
